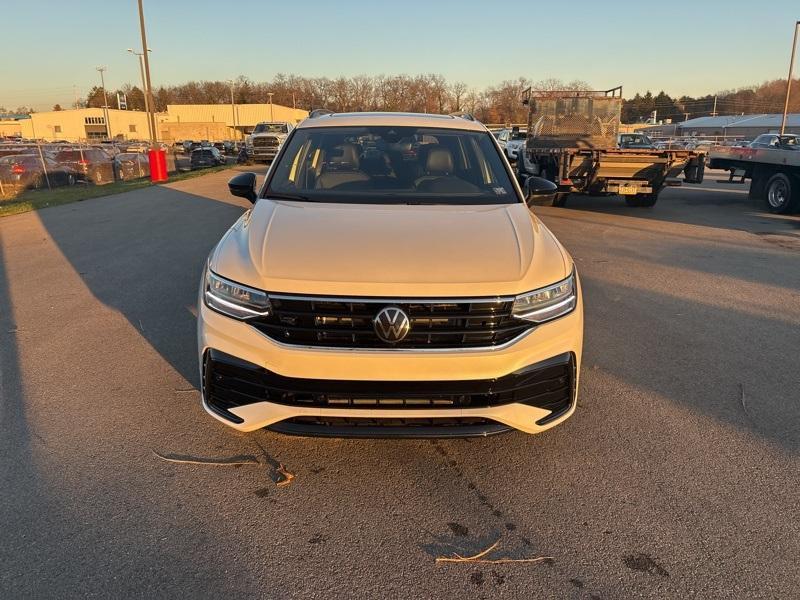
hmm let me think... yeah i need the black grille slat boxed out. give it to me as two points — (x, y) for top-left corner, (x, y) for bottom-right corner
(203, 350), (575, 424)
(252, 296), (533, 349)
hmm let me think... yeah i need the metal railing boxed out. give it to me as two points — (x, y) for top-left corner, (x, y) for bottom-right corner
(0, 140), (188, 200)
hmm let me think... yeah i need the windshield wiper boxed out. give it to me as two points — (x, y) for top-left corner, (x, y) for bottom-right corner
(264, 192), (314, 202)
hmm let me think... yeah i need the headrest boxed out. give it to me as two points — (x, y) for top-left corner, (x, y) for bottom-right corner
(329, 143), (360, 169)
(425, 146), (453, 175)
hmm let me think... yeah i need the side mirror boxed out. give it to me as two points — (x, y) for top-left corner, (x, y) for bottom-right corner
(228, 172), (257, 203)
(524, 176), (558, 207)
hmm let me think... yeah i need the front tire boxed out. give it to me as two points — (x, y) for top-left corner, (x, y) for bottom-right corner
(764, 172), (798, 214)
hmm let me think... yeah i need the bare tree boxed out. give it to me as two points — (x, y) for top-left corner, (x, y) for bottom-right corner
(448, 81), (468, 112)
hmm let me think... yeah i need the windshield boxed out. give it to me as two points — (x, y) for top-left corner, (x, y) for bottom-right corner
(510, 131), (527, 140)
(620, 134), (650, 144)
(266, 126), (519, 205)
(253, 123), (288, 134)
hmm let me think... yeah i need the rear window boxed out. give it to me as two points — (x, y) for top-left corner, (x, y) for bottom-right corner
(56, 150), (82, 161)
(57, 149), (108, 161)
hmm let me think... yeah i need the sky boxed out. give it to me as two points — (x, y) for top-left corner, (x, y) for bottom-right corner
(1, 0), (798, 111)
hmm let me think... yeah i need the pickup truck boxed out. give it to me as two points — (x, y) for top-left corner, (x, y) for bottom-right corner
(708, 144), (800, 214)
(246, 121), (294, 163)
(515, 86), (705, 207)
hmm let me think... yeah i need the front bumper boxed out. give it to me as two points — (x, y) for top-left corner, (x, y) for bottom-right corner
(197, 288), (583, 436)
(247, 148), (279, 160)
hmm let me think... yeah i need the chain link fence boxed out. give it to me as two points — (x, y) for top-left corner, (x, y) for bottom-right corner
(0, 139), (237, 201)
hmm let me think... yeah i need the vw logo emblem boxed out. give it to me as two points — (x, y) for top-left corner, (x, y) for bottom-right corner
(373, 306), (411, 343)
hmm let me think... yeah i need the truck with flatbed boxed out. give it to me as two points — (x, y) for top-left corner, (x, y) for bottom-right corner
(708, 143), (800, 214)
(515, 87), (706, 207)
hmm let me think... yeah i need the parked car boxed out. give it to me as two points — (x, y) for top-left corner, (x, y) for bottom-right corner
(54, 148), (116, 184)
(183, 140), (196, 154)
(0, 154), (78, 189)
(124, 141), (149, 153)
(200, 112), (582, 438)
(690, 140), (718, 153)
(190, 147), (226, 169)
(495, 127), (527, 161)
(114, 152), (150, 180)
(748, 134), (800, 150)
(96, 141), (123, 156)
(617, 133), (655, 149)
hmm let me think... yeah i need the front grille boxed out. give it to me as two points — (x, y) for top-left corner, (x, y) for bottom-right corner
(253, 137), (279, 148)
(203, 350), (575, 426)
(249, 296), (533, 349)
(269, 416), (512, 438)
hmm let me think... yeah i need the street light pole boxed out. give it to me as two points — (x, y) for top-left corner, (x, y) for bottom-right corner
(780, 20), (800, 135)
(137, 0), (158, 147)
(127, 48), (153, 141)
(228, 79), (238, 140)
(268, 92), (274, 121)
(96, 66), (111, 140)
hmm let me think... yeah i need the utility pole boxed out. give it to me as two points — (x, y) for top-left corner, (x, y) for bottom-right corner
(780, 20), (800, 135)
(96, 66), (111, 139)
(292, 92), (296, 110)
(711, 95), (717, 117)
(228, 79), (238, 139)
(137, 0), (158, 146)
(127, 48), (153, 141)
(268, 92), (274, 121)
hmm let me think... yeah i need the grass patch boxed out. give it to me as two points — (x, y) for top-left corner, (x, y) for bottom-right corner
(0, 164), (233, 218)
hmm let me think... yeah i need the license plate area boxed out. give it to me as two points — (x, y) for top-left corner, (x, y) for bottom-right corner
(618, 184), (639, 195)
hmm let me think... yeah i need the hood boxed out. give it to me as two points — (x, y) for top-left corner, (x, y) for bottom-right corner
(251, 133), (287, 139)
(212, 200), (570, 297)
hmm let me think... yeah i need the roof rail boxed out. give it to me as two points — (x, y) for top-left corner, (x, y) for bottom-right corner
(309, 109), (334, 118)
(449, 111), (477, 122)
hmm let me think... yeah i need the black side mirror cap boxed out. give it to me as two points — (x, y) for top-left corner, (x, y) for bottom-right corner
(524, 176), (558, 207)
(228, 172), (257, 203)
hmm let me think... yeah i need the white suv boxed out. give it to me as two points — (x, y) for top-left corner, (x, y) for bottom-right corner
(198, 112), (583, 438)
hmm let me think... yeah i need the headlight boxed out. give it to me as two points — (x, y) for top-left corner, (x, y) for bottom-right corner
(512, 270), (576, 323)
(204, 269), (270, 320)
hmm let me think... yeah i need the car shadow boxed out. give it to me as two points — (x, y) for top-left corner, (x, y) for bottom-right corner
(3, 170), (800, 596)
(0, 185), (250, 597)
(21, 173), (798, 456)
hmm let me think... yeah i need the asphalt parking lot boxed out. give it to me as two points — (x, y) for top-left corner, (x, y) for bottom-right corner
(1, 168), (798, 599)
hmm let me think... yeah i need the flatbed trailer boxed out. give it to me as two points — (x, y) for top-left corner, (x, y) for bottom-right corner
(516, 87), (705, 207)
(708, 146), (800, 214)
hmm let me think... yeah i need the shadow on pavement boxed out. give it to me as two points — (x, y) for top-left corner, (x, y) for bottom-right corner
(0, 187), (249, 597)
(561, 182), (800, 235)
(2, 170), (798, 596)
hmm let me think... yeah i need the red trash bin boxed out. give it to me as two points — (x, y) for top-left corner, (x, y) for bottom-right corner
(148, 148), (168, 182)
